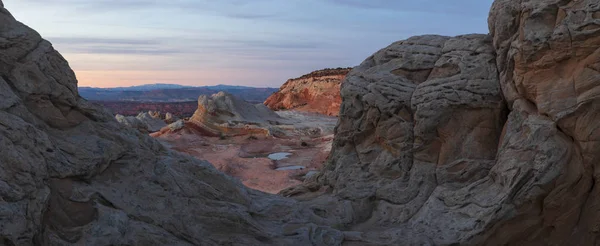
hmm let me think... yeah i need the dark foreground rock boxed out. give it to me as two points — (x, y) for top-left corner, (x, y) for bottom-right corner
(3, 0), (600, 245)
(0, 3), (331, 245)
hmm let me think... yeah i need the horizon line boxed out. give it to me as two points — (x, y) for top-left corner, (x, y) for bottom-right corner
(78, 83), (280, 89)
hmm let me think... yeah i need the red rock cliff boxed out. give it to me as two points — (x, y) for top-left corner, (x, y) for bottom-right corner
(264, 68), (351, 116)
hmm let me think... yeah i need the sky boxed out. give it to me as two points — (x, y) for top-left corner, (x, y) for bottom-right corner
(5, 0), (494, 88)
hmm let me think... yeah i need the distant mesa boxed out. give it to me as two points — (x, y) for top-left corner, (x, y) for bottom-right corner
(264, 67), (352, 116)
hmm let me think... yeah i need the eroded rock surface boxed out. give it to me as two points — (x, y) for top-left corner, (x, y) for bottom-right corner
(286, 1), (600, 245)
(264, 68), (351, 116)
(187, 91), (284, 137)
(0, 4), (338, 245)
(164, 112), (179, 124)
(155, 131), (334, 194)
(4, 0), (600, 245)
(115, 111), (168, 133)
(287, 34), (515, 245)
(484, 0), (600, 244)
(115, 114), (148, 132)
(135, 111), (167, 132)
(152, 93), (340, 195)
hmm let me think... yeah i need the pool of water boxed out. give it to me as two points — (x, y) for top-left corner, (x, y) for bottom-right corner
(275, 165), (305, 171)
(268, 152), (292, 161)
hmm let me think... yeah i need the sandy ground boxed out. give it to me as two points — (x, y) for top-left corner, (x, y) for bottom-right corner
(154, 111), (337, 194)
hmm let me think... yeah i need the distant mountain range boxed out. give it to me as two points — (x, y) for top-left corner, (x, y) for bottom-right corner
(79, 84), (278, 103)
(93, 83), (192, 91)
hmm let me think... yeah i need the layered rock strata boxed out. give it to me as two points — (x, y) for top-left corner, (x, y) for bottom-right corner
(264, 68), (351, 116)
(187, 91), (284, 137)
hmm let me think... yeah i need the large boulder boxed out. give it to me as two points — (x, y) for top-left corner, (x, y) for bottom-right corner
(328, 33), (506, 199)
(291, 34), (518, 244)
(188, 91), (284, 136)
(264, 68), (351, 116)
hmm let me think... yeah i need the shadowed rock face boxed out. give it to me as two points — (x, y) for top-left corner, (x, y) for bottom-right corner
(4, 0), (600, 245)
(289, 34), (518, 245)
(264, 68), (351, 116)
(285, 1), (600, 244)
(486, 0), (600, 244)
(0, 3), (335, 245)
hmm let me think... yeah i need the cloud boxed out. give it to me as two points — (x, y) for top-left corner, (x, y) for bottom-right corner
(71, 46), (183, 55)
(18, 0), (280, 18)
(16, 0), (157, 11)
(225, 13), (278, 20)
(48, 37), (158, 45)
(207, 39), (327, 50)
(10, 0), (494, 87)
(326, 0), (492, 15)
(47, 37), (183, 56)
(46, 35), (330, 59)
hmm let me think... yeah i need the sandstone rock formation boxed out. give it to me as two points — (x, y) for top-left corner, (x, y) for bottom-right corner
(264, 68), (351, 116)
(152, 92), (337, 140)
(114, 111), (167, 133)
(115, 114), (149, 132)
(285, 0), (600, 244)
(135, 111), (167, 132)
(188, 91), (284, 137)
(0, 4), (331, 245)
(286, 34), (511, 245)
(484, 0), (600, 244)
(97, 101), (198, 118)
(153, 110), (338, 194)
(4, 0), (600, 245)
(164, 112), (179, 124)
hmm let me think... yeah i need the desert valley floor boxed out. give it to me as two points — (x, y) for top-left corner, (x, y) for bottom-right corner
(153, 111), (337, 193)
